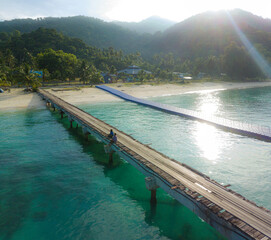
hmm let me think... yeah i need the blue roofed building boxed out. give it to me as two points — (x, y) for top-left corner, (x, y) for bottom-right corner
(30, 70), (43, 78)
(117, 65), (151, 76)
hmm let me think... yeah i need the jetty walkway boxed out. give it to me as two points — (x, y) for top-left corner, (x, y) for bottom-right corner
(96, 85), (271, 142)
(39, 89), (271, 240)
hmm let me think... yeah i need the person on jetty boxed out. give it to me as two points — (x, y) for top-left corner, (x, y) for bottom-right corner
(108, 129), (114, 138)
(105, 133), (117, 153)
(112, 133), (117, 144)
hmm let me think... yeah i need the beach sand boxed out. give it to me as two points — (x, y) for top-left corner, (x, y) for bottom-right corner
(0, 89), (45, 110)
(1, 81), (271, 110)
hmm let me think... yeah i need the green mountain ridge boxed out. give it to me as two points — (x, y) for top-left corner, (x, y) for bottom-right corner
(1, 9), (271, 60)
(1, 9), (271, 80)
(0, 28), (98, 61)
(0, 16), (148, 52)
(147, 9), (271, 58)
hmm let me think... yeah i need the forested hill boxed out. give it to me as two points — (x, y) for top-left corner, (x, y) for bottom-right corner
(0, 28), (99, 61)
(0, 16), (149, 52)
(0, 27), (147, 87)
(148, 9), (271, 59)
(0, 28), (144, 70)
(2, 9), (271, 60)
(2, 9), (271, 80)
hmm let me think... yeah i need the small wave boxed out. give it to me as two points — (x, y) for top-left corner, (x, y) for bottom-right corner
(184, 88), (226, 94)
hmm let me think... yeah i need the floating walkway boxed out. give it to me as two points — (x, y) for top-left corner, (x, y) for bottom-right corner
(96, 85), (271, 142)
(39, 89), (271, 240)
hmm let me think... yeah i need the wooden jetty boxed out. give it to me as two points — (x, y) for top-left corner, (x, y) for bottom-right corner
(96, 85), (271, 142)
(39, 89), (271, 240)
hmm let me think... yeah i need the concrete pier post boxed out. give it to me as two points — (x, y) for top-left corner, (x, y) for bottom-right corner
(68, 116), (74, 128)
(60, 111), (64, 119)
(82, 127), (90, 141)
(84, 132), (90, 141)
(109, 151), (113, 164)
(145, 177), (159, 204)
(150, 190), (157, 204)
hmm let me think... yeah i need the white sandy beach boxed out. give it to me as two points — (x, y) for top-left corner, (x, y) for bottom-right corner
(1, 81), (271, 110)
(0, 89), (45, 110)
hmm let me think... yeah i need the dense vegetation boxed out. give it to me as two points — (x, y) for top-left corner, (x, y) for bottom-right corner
(0, 16), (148, 52)
(149, 9), (271, 58)
(1, 9), (271, 88)
(0, 28), (146, 88)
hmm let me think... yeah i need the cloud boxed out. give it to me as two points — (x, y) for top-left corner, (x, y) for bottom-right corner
(0, 0), (117, 20)
(101, 0), (271, 22)
(0, 0), (271, 22)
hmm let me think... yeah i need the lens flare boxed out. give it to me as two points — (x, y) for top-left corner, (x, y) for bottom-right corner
(226, 11), (271, 78)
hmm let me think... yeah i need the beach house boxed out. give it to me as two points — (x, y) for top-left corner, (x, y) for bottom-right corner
(117, 65), (152, 82)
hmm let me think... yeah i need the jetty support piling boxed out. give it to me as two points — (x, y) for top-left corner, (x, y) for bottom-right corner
(151, 189), (157, 204)
(68, 117), (74, 128)
(109, 151), (113, 164)
(145, 177), (159, 204)
(82, 127), (90, 141)
(84, 132), (90, 141)
(60, 111), (64, 119)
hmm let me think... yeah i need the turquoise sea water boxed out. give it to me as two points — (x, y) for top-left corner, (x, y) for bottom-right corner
(1, 86), (271, 239)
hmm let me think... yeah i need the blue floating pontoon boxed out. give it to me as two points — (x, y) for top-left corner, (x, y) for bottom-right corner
(96, 85), (271, 142)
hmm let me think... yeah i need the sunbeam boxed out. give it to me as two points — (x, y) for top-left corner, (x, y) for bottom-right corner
(226, 10), (271, 78)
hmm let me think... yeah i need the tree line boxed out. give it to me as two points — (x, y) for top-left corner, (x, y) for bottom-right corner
(0, 28), (145, 88)
(0, 27), (267, 89)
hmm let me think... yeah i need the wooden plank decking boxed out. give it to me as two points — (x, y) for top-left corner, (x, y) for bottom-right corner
(39, 89), (271, 240)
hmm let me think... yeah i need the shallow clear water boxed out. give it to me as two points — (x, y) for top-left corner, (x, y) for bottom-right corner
(151, 86), (271, 127)
(1, 86), (271, 240)
(0, 108), (224, 239)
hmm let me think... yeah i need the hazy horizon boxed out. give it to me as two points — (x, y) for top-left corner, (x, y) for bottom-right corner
(1, 8), (271, 26)
(0, 14), (177, 24)
(1, 0), (271, 23)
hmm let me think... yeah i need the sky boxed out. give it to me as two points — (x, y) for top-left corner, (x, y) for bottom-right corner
(1, 0), (271, 22)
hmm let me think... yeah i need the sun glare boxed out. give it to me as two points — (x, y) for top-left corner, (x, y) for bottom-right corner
(198, 92), (222, 116)
(194, 122), (221, 161)
(105, 0), (245, 22)
(193, 92), (225, 161)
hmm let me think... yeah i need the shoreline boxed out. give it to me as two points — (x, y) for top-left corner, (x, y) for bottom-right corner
(1, 81), (271, 110)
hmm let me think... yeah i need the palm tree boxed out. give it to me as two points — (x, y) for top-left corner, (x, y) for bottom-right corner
(79, 60), (90, 84)
(20, 64), (41, 91)
(109, 65), (117, 75)
(137, 70), (146, 84)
